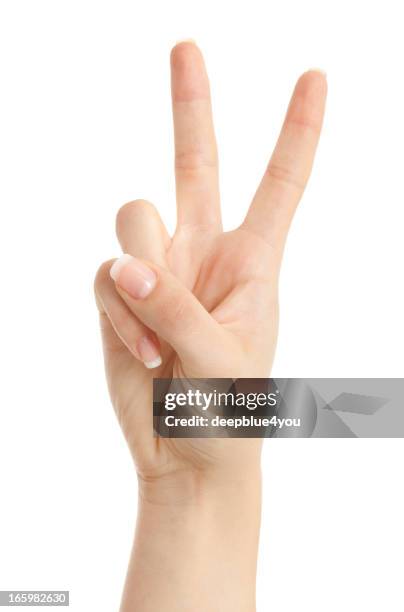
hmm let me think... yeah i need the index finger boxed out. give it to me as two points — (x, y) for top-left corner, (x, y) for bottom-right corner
(171, 41), (221, 230)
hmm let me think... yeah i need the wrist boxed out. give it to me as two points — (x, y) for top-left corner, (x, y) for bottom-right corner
(137, 463), (262, 507)
(123, 470), (261, 612)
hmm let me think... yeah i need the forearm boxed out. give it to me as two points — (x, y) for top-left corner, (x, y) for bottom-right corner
(120, 471), (262, 612)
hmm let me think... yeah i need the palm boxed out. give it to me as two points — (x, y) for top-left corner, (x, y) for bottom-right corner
(170, 225), (277, 358)
(95, 42), (327, 478)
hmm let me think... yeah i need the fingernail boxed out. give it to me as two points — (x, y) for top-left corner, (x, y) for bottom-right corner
(110, 254), (157, 299)
(308, 67), (327, 77)
(137, 336), (162, 369)
(174, 38), (196, 45)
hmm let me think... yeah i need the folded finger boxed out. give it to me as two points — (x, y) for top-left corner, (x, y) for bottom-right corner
(95, 260), (162, 369)
(109, 253), (235, 372)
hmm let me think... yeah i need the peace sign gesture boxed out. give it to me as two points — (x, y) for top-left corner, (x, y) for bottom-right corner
(94, 41), (326, 481)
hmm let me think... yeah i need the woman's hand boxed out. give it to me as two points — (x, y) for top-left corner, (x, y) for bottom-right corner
(94, 41), (326, 611)
(94, 42), (326, 498)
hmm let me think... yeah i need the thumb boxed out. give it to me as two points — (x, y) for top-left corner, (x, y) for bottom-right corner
(109, 254), (232, 370)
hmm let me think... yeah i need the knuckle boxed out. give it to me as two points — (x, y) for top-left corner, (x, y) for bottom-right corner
(113, 304), (133, 333)
(266, 162), (306, 192)
(94, 259), (114, 292)
(175, 151), (217, 172)
(159, 294), (195, 335)
(286, 114), (322, 137)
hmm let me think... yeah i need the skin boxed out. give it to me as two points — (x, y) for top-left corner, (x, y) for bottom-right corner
(94, 41), (327, 612)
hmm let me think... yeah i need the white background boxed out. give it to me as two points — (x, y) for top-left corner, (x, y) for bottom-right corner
(0, 1), (403, 610)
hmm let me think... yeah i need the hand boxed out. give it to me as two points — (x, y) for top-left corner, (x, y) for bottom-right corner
(94, 41), (326, 611)
(94, 42), (326, 497)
